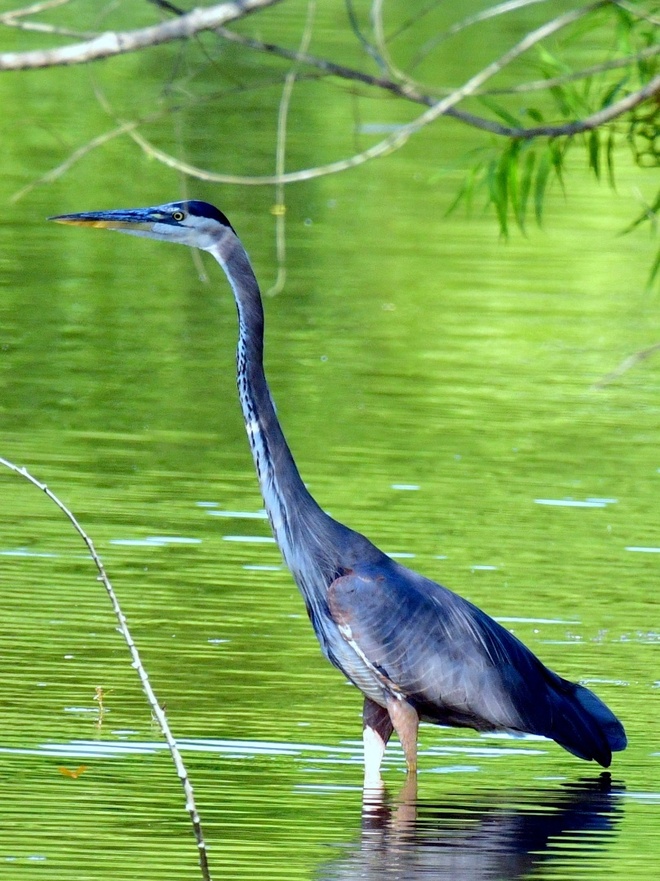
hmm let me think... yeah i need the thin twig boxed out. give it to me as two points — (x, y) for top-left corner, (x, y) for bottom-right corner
(388, 0), (549, 45)
(592, 341), (660, 388)
(266, 0), (316, 297)
(217, 23), (659, 139)
(489, 45), (660, 94)
(11, 70), (323, 202)
(11, 118), (142, 202)
(0, 0), (72, 24)
(0, 0), (96, 39)
(410, 0), (552, 70)
(369, 0), (636, 119)
(147, 0), (187, 15)
(0, 19), (97, 38)
(0, 457), (212, 881)
(371, 0), (409, 86)
(345, 0), (383, 70)
(614, 0), (660, 26)
(0, 0), (282, 70)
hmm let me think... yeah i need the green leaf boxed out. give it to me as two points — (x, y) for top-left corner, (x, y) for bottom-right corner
(463, 163), (482, 215)
(487, 156), (508, 237)
(519, 149), (536, 231)
(549, 140), (566, 192)
(647, 246), (660, 291)
(549, 85), (571, 117)
(525, 107), (544, 123)
(478, 96), (522, 129)
(606, 129), (617, 190)
(506, 142), (522, 229)
(445, 179), (468, 218)
(536, 45), (568, 74)
(588, 129), (601, 180)
(445, 162), (485, 218)
(621, 190), (660, 235)
(613, 4), (635, 55)
(535, 150), (552, 226)
(601, 77), (628, 108)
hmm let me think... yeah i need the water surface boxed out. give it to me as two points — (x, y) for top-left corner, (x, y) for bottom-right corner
(1, 3), (659, 878)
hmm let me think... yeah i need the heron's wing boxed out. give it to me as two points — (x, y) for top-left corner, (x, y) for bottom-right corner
(327, 562), (549, 731)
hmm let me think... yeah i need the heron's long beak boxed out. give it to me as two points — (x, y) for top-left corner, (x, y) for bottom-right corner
(48, 208), (164, 231)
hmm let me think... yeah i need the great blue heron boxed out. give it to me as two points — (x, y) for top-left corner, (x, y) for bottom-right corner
(50, 200), (627, 785)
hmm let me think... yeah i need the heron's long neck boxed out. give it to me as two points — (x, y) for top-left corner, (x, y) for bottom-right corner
(209, 238), (334, 578)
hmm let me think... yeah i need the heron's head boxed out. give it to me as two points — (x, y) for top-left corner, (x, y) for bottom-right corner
(49, 200), (235, 251)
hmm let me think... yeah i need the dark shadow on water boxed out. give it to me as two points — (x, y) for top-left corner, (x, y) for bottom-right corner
(316, 774), (623, 881)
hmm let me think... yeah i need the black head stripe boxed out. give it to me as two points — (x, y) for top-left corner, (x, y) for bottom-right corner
(183, 200), (235, 232)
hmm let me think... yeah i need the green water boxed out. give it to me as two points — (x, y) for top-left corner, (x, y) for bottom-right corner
(1, 3), (659, 879)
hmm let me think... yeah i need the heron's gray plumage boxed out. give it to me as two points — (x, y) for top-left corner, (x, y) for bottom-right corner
(50, 200), (627, 781)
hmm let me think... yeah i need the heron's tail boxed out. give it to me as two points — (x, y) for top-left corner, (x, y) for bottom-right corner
(546, 676), (627, 767)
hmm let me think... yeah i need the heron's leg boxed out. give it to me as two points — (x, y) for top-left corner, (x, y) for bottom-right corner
(363, 696), (393, 787)
(387, 698), (419, 775)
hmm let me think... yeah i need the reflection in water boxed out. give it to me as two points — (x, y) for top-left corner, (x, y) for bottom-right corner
(318, 776), (622, 881)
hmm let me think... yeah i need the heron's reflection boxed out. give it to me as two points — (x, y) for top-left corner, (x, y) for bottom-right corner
(317, 774), (622, 881)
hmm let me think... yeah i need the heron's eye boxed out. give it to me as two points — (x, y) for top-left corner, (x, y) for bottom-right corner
(172, 211), (185, 222)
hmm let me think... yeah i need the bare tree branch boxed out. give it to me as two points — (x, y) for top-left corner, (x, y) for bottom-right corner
(497, 73), (660, 137)
(0, 0), (282, 71)
(2, 0), (655, 145)
(0, 457), (213, 881)
(3, 0), (656, 211)
(217, 21), (660, 142)
(123, 2), (623, 186)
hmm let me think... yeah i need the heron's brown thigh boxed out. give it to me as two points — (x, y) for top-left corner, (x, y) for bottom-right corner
(387, 698), (419, 774)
